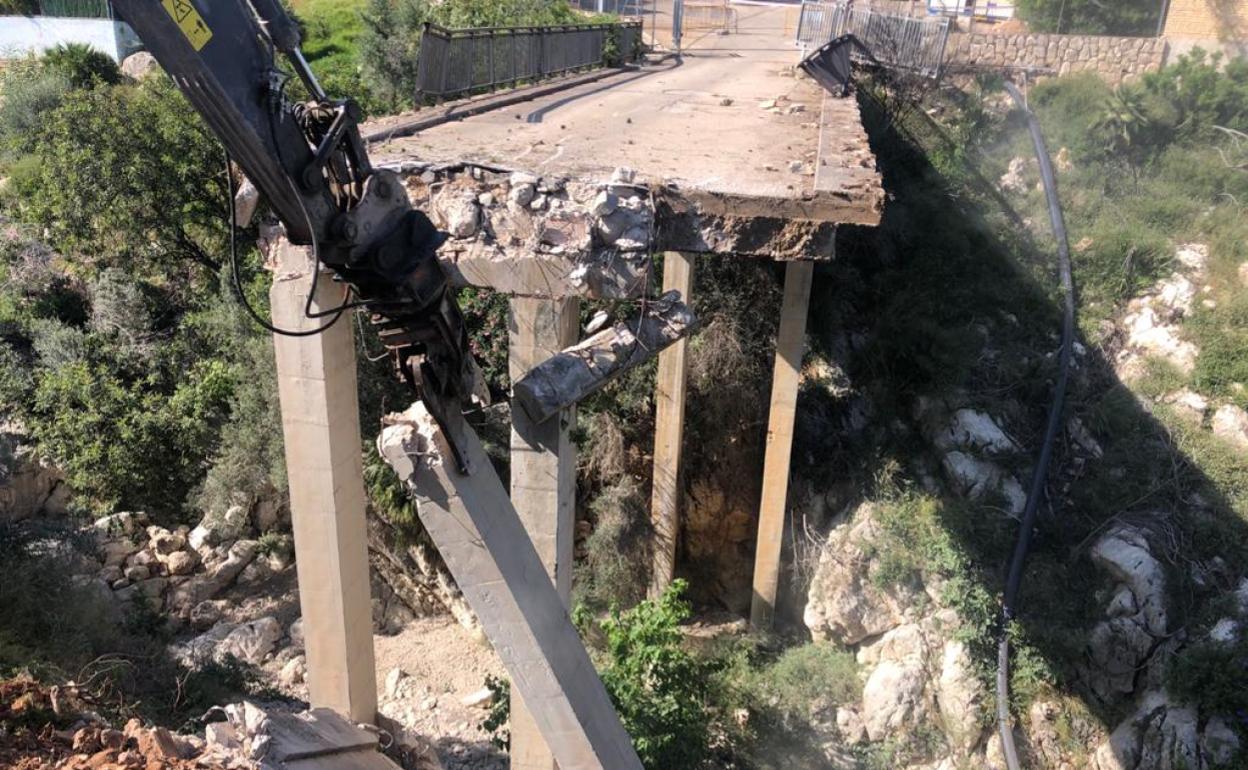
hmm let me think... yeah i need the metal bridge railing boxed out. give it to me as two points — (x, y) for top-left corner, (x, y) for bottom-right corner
(796, 1), (950, 78)
(416, 21), (643, 103)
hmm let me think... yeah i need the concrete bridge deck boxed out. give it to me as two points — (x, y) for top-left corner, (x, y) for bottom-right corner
(368, 4), (883, 243)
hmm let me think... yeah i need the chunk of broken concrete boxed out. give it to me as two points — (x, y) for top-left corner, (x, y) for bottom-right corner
(513, 290), (696, 424)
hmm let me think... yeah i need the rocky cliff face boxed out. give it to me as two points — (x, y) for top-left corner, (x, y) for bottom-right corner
(0, 426), (69, 522)
(804, 500), (1245, 770)
(793, 237), (1248, 770)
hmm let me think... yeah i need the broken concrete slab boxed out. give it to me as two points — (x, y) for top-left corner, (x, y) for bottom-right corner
(391, 166), (652, 299)
(377, 404), (644, 770)
(512, 290), (697, 425)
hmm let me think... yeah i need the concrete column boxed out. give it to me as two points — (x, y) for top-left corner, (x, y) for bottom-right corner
(648, 252), (695, 597)
(508, 296), (580, 770)
(749, 260), (814, 630)
(378, 404), (644, 770)
(269, 234), (378, 723)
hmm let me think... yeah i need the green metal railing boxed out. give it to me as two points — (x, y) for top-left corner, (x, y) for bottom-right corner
(37, 0), (112, 18)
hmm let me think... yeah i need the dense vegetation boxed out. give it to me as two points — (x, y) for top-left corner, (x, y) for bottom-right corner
(1015, 0), (1163, 35)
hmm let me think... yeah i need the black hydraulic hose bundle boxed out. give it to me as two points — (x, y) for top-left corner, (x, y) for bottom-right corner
(996, 80), (1077, 770)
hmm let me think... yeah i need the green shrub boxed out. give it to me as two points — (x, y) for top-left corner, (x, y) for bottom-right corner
(41, 42), (121, 89)
(577, 580), (719, 770)
(752, 643), (860, 720)
(13, 76), (228, 285)
(1015, 0), (1159, 35)
(0, 62), (70, 155)
(574, 476), (650, 613)
(1167, 637), (1248, 725)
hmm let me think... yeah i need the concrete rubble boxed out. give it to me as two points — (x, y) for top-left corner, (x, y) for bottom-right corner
(512, 290), (697, 424)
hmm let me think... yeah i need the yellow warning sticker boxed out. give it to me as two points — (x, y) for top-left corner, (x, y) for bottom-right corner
(161, 0), (213, 51)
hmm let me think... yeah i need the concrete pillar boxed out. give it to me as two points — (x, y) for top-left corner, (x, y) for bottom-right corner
(749, 260), (814, 630)
(648, 252), (695, 597)
(508, 296), (580, 770)
(378, 404), (644, 770)
(269, 234), (378, 723)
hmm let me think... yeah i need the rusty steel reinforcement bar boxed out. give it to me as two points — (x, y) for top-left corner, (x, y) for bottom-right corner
(416, 20), (643, 103)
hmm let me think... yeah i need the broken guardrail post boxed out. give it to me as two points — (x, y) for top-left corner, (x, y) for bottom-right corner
(377, 404), (644, 770)
(512, 290), (697, 425)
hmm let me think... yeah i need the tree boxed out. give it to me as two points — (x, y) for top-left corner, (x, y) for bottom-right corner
(10, 76), (229, 284)
(1015, 0), (1161, 35)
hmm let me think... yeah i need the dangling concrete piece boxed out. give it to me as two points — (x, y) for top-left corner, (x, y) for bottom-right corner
(512, 290), (696, 425)
(377, 404), (644, 770)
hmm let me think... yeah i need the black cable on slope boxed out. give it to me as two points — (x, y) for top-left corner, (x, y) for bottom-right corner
(997, 80), (1077, 770)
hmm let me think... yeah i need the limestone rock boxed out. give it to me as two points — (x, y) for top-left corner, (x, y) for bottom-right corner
(1211, 404), (1248, 450)
(1120, 304), (1199, 376)
(0, 433), (69, 521)
(805, 504), (905, 644)
(189, 505), (249, 550)
(936, 640), (986, 754)
(93, 512), (147, 538)
(280, 655), (306, 687)
(166, 539), (257, 614)
(120, 51), (160, 80)
(935, 409), (1020, 455)
(1200, 716), (1239, 767)
(1091, 527), (1166, 635)
(1000, 157), (1032, 194)
(835, 706), (867, 744)
(940, 451), (1027, 515)
(861, 658), (928, 741)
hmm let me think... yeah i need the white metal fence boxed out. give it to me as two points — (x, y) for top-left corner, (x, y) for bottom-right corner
(796, 1), (951, 78)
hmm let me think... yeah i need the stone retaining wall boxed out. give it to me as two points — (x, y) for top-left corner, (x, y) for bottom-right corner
(946, 31), (1168, 84)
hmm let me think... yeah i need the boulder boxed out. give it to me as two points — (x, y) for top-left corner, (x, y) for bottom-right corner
(805, 504), (905, 644)
(936, 640), (986, 754)
(279, 655), (306, 687)
(1211, 404), (1248, 450)
(861, 658), (928, 741)
(218, 617), (282, 665)
(439, 195), (480, 239)
(100, 538), (139, 568)
(189, 599), (226, 630)
(188, 505), (249, 550)
(940, 451), (1027, 515)
(166, 539), (257, 614)
(164, 549), (198, 576)
(120, 51), (160, 80)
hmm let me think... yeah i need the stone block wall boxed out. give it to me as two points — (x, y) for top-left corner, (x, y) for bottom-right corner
(1163, 0), (1248, 41)
(946, 31), (1168, 84)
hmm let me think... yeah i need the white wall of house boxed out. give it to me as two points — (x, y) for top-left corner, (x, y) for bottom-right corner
(0, 16), (141, 61)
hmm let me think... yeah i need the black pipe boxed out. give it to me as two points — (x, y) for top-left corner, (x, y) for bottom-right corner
(996, 80), (1077, 770)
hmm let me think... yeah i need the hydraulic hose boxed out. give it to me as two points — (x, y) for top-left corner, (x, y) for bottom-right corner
(996, 80), (1077, 770)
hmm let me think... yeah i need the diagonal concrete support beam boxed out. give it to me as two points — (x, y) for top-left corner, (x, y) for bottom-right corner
(377, 404), (643, 770)
(512, 291), (697, 425)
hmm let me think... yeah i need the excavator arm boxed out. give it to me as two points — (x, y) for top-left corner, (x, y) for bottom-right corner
(110, 0), (479, 472)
